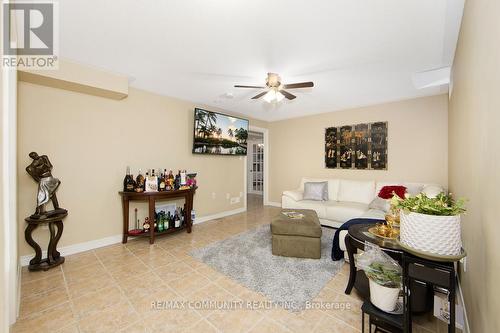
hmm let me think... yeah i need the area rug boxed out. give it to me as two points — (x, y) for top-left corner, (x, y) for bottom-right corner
(190, 224), (343, 311)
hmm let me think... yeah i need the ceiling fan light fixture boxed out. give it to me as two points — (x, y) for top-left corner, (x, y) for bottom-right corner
(263, 89), (285, 103)
(275, 91), (285, 102)
(263, 89), (277, 103)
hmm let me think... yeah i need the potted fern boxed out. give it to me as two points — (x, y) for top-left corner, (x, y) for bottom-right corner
(391, 193), (466, 256)
(366, 262), (401, 312)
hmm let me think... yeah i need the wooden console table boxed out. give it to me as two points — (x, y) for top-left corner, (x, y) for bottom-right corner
(119, 187), (196, 244)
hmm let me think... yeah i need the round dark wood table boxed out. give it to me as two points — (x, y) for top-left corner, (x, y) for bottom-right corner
(344, 224), (404, 296)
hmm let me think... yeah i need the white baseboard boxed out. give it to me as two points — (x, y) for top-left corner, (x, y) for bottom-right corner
(19, 234), (123, 267)
(19, 207), (248, 267)
(194, 207), (246, 224)
(457, 276), (471, 333)
(265, 201), (281, 207)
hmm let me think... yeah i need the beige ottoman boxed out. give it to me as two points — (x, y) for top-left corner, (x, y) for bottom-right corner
(271, 209), (322, 259)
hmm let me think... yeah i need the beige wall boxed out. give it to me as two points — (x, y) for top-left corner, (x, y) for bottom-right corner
(449, 0), (500, 331)
(0, 59), (6, 333)
(17, 82), (266, 256)
(268, 94), (448, 202)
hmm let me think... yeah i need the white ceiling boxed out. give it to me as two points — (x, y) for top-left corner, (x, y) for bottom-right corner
(59, 0), (464, 121)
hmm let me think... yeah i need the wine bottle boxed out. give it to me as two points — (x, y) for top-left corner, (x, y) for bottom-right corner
(167, 170), (174, 191)
(174, 170), (181, 190)
(174, 209), (181, 228)
(159, 170), (166, 191)
(143, 217), (151, 233)
(136, 169), (145, 192)
(167, 211), (172, 229)
(158, 212), (164, 232)
(180, 170), (187, 186)
(124, 166), (135, 192)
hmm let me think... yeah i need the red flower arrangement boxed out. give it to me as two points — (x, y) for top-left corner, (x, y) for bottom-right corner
(378, 185), (407, 199)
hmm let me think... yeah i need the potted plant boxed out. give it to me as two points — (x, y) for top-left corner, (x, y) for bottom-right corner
(365, 262), (401, 312)
(391, 193), (466, 256)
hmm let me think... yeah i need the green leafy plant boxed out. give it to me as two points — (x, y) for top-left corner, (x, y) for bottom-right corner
(365, 262), (401, 288)
(391, 192), (466, 216)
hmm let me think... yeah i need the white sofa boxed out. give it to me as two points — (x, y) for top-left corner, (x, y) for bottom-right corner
(282, 178), (443, 256)
(282, 177), (442, 229)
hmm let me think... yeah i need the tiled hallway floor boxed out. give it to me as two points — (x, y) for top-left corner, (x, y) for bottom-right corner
(14, 203), (456, 333)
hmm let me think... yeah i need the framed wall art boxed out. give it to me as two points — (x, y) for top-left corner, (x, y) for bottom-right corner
(324, 121), (388, 170)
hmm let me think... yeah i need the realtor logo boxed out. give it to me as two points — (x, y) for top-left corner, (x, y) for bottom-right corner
(2, 1), (59, 69)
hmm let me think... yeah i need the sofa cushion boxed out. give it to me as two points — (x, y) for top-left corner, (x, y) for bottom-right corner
(300, 177), (340, 201)
(287, 199), (327, 219)
(368, 197), (390, 212)
(303, 182), (328, 201)
(325, 201), (369, 222)
(361, 208), (387, 220)
(338, 180), (375, 204)
(282, 190), (303, 202)
(422, 185), (444, 198)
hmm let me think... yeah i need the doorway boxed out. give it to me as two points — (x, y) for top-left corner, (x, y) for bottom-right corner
(247, 131), (264, 209)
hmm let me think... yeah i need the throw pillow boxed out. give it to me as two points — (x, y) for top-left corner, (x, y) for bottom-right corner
(378, 185), (407, 199)
(303, 182), (329, 201)
(369, 196), (390, 212)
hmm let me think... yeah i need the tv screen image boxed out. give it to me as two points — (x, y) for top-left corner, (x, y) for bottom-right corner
(193, 108), (249, 155)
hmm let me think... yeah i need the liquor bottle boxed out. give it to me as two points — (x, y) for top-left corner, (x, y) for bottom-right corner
(174, 170), (181, 190)
(159, 170), (166, 191)
(135, 169), (145, 192)
(180, 208), (185, 226)
(157, 212), (164, 232)
(143, 217), (151, 233)
(180, 170), (187, 186)
(167, 211), (172, 229)
(164, 212), (169, 229)
(123, 166), (135, 192)
(168, 170), (174, 190)
(174, 209), (181, 228)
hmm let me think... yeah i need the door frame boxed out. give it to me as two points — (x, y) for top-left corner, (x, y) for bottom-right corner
(247, 138), (264, 195)
(244, 125), (269, 209)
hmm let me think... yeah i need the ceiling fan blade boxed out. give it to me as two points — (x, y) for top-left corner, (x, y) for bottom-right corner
(280, 90), (296, 100)
(282, 82), (314, 89)
(251, 91), (268, 99)
(234, 85), (266, 89)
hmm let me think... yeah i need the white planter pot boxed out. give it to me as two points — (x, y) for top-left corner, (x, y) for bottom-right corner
(400, 211), (462, 256)
(369, 279), (400, 312)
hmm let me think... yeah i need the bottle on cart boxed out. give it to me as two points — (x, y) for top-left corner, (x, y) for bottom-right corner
(174, 209), (181, 228)
(180, 170), (187, 186)
(157, 212), (164, 232)
(167, 211), (172, 229)
(123, 166), (135, 192)
(164, 212), (169, 229)
(135, 169), (145, 192)
(168, 170), (174, 190)
(174, 170), (181, 190)
(158, 170), (166, 191)
(143, 217), (151, 233)
(180, 208), (185, 226)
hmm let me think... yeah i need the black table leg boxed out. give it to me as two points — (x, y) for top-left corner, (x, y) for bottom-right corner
(345, 235), (358, 294)
(449, 273), (456, 333)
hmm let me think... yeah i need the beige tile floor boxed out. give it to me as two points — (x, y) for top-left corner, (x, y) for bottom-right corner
(14, 194), (455, 333)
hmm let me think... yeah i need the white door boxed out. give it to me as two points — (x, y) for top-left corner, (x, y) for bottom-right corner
(248, 142), (264, 194)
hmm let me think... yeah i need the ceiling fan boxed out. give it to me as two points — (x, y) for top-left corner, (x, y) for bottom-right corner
(234, 73), (313, 102)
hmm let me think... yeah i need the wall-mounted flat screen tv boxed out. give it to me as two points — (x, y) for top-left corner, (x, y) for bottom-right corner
(192, 108), (249, 155)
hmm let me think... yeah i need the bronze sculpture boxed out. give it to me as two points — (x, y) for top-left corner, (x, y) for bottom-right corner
(24, 152), (67, 271)
(26, 152), (67, 219)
